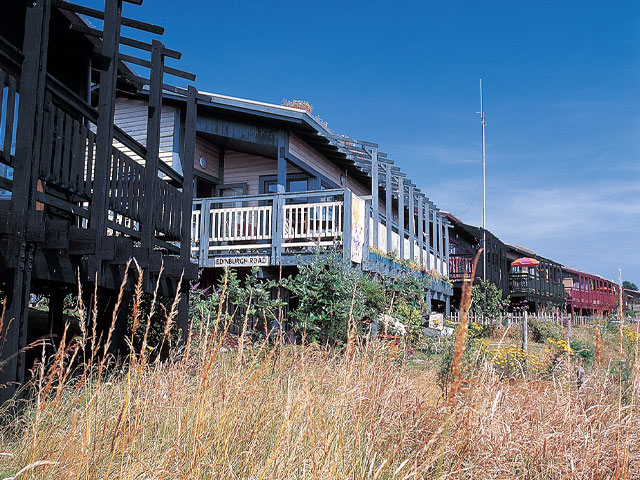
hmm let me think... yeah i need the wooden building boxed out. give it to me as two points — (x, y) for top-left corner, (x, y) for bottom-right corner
(623, 288), (640, 313)
(0, 0), (197, 402)
(506, 245), (564, 313)
(562, 267), (618, 316)
(114, 90), (454, 316)
(445, 213), (509, 310)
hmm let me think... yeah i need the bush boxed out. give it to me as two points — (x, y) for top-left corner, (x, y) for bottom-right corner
(283, 249), (364, 345)
(528, 319), (562, 343)
(570, 339), (595, 366)
(470, 279), (509, 318)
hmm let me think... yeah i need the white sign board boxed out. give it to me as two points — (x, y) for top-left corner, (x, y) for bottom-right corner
(428, 313), (444, 330)
(351, 194), (366, 263)
(214, 256), (269, 268)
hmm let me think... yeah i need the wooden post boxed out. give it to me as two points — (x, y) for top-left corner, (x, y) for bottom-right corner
(425, 199), (431, 270)
(425, 202), (436, 270)
(198, 199), (210, 265)
(437, 210), (444, 275)
(90, 0), (122, 282)
(142, 39), (165, 272)
(444, 219), (450, 277)
(177, 86), (197, 344)
(417, 195), (424, 265)
(274, 193), (284, 263)
(398, 176), (404, 259)
(277, 131), (287, 194)
(385, 164), (392, 253)
(363, 198), (371, 265)
(522, 310), (528, 353)
(274, 132), (287, 263)
(1, 0), (51, 403)
(568, 312), (572, 338)
(408, 185), (414, 261)
(371, 147), (379, 249)
(343, 189), (353, 261)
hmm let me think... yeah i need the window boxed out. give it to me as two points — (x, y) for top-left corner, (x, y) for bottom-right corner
(261, 175), (309, 194)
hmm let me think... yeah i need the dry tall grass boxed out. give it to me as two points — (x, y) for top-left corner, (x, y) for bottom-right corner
(0, 270), (639, 478)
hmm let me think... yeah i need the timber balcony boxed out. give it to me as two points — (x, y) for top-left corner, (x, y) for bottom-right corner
(0, 62), (192, 284)
(191, 189), (453, 297)
(565, 286), (615, 311)
(191, 189), (349, 267)
(509, 271), (564, 300)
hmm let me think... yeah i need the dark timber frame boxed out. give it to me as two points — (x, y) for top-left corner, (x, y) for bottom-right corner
(0, 0), (197, 403)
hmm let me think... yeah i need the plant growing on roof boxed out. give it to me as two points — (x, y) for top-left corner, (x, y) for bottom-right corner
(281, 99), (313, 114)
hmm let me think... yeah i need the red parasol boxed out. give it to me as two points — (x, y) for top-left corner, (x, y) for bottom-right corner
(511, 257), (540, 268)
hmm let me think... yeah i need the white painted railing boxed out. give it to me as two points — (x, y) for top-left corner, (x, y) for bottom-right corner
(449, 312), (593, 326)
(191, 209), (201, 256)
(192, 190), (347, 262)
(282, 201), (343, 246)
(206, 205), (273, 250)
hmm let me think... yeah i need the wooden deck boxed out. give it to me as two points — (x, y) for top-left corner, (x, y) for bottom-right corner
(0, 0), (197, 403)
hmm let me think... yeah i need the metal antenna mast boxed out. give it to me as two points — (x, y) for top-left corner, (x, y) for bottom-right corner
(480, 79), (486, 283)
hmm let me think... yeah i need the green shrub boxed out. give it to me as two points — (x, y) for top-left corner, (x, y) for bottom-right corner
(528, 319), (561, 343)
(470, 279), (509, 318)
(569, 339), (595, 366)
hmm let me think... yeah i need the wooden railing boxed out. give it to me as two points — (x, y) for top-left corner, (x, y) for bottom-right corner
(449, 254), (473, 282)
(0, 61), (187, 249)
(282, 201), (342, 246)
(449, 311), (593, 326)
(192, 189), (347, 264)
(509, 272), (564, 299)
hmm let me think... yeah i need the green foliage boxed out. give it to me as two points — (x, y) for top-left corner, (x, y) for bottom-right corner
(283, 249), (364, 345)
(437, 334), (483, 392)
(623, 280), (638, 291)
(189, 283), (221, 330)
(468, 321), (495, 338)
(128, 294), (182, 357)
(470, 280), (508, 318)
(528, 319), (562, 343)
(357, 273), (387, 323)
(569, 339), (595, 366)
(387, 273), (429, 343)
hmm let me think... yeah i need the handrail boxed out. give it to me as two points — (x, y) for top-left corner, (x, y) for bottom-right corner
(0, 34), (23, 71)
(46, 73), (97, 123)
(193, 189), (347, 205)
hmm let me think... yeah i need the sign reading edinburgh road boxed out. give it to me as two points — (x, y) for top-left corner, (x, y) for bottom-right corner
(214, 256), (270, 268)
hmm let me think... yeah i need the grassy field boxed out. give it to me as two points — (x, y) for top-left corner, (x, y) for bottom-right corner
(1, 308), (639, 479)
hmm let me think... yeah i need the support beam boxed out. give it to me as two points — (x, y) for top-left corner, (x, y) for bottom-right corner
(444, 220), (450, 277)
(1, 0), (51, 403)
(417, 195), (424, 266)
(385, 164), (392, 253)
(142, 40), (164, 268)
(398, 176), (404, 259)
(371, 147), (379, 249)
(89, 0), (123, 282)
(343, 189), (353, 262)
(277, 131), (287, 193)
(408, 185), (415, 260)
(424, 200), (431, 270)
(438, 211), (445, 275)
(363, 198), (371, 264)
(178, 86), (197, 345)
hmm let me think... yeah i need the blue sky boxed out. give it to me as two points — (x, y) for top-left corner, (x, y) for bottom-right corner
(116, 0), (639, 285)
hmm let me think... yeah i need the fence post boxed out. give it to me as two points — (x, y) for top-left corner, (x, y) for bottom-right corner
(522, 310), (528, 354)
(568, 314), (572, 338)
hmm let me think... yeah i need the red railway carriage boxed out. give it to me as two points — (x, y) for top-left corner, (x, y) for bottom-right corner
(562, 267), (618, 316)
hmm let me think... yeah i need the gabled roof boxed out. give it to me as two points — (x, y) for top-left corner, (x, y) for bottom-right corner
(152, 88), (447, 213)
